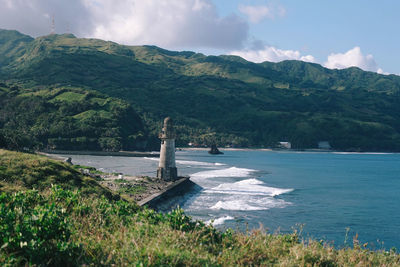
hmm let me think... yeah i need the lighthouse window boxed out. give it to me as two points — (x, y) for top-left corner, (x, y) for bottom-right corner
(162, 140), (164, 144)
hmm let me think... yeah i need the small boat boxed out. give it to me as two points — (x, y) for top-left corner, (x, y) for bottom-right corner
(208, 144), (224, 155)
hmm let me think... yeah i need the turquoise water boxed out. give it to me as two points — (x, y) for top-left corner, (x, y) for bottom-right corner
(62, 150), (400, 249)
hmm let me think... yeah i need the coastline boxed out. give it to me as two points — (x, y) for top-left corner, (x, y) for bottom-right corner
(37, 147), (397, 215)
(39, 149), (159, 157)
(37, 151), (194, 207)
(26, 149), (400, 250)
(38, 148), (399, 162)
(180, 147), (398, 154)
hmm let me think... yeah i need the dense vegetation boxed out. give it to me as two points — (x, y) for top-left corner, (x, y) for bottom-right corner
(0, 82), (146, 151)
(1, 149), (399, 266)
(1, 29), (400, 151)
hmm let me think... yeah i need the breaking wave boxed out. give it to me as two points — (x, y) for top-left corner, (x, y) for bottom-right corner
(210, 197), (291, 211)
(191, 167), (256, 180)
(144, 157), (225, 166)
(205, 178), (294, 196)
(176, 160), (226, 166)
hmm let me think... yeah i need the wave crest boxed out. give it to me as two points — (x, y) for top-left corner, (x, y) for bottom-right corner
(210, 197), (290, 211)
(206, 178), (294, 196)
(191, 167), (256, 179)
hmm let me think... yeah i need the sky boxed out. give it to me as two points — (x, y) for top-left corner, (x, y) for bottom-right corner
(0, 0), (399, 75)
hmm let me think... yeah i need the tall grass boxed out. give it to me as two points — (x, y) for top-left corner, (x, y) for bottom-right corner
(1, 187), (399, 266)
(0, 149), (117, 199)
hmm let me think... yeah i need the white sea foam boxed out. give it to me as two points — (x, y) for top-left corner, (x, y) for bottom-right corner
(205, 216), (234, 226)
(207, 179), (293, 211)
(191, 167), (256, 179)
(210, 197), (290, 211)
(144, 157), (159, 161)
(176, 160), (226, 166)
(144, 157), (225, 166)
(206, 179), (294, 196)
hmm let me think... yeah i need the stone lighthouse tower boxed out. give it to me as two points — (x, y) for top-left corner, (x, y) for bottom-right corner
(157, 117), (178, 181)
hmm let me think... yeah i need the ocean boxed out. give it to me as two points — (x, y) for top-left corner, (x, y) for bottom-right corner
(60, 149), (400, 250)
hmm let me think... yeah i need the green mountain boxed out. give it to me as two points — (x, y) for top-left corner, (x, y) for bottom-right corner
(1, 29), (400, 151)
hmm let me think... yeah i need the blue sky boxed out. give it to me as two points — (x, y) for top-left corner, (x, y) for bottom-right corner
(212, 0), (400, 74)
(0, 0), (398, 74)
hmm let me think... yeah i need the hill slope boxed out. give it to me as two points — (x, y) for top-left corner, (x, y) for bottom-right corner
(1, 29), (400, 151)
(0, 149), (117, 198)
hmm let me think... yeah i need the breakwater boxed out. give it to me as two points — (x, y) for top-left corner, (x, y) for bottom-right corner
(138, 177), (195, 209)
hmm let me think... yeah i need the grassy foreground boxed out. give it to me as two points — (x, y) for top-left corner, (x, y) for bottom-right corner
(1, 150), (399, 266)
(0, 149), (117, 200)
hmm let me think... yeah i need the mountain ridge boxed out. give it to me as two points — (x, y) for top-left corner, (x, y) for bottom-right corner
(1, 29), (400, 151)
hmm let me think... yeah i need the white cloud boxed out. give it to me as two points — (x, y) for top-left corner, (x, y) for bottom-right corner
(324, 46), (383, 73)
(192, 0), (212, 11)
(0, 0), (94, 37)
(377, 68), (389, 75)
(0, 0), (248, 50)
(231, 45), (391, 75)
(239, 5), (272, 23)
(86, 0), (248, 49)
(238, 4), (286, 23)
(230, 46), (315, 63)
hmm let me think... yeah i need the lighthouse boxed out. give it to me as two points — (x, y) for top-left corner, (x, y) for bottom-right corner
(157, 117), (178, 181)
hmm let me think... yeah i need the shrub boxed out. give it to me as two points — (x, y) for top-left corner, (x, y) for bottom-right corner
(0, 187), (81, 265)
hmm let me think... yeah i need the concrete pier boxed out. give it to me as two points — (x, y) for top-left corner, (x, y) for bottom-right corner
(137, 176), (193, 208)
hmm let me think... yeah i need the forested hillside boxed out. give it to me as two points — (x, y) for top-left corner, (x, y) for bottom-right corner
(1, 29), (400, 151)
(0, 82), (146, 151)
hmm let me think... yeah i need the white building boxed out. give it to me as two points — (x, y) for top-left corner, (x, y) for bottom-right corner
(318, 141), (331, 150)
(279, 141), (291, 149)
